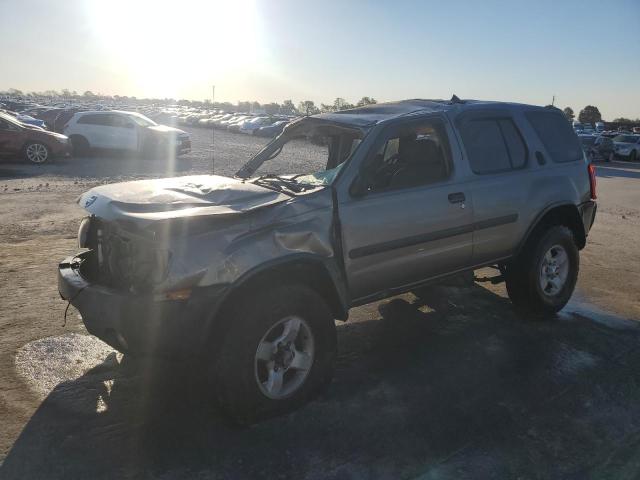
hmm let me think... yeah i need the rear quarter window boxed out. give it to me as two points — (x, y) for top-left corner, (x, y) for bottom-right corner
(525, 110), (583, 163)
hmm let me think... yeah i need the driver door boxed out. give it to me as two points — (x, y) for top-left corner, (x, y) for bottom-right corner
(337, 117), (474, 302)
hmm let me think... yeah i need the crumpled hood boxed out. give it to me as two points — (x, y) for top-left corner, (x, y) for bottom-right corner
(78, 175), (289, 222)
(146, 124), (187, 135)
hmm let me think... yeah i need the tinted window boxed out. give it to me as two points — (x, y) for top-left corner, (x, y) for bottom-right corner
(459, 120), (510, 173)
(526, 111), (583, 163)
(77, 114), (111, 126)
(499, 119), (527, 168)
(363, 121), (451, 192)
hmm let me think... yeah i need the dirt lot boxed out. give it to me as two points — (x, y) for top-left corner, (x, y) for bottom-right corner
(1, 127), (640, 479)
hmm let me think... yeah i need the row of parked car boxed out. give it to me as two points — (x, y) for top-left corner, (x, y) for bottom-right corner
(577, 130), (640, 163)
(0, 105), (191, 164)
(166, 111), (294, 137)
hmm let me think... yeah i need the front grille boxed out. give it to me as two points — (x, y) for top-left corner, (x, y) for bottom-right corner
(90, 219), (169, 291)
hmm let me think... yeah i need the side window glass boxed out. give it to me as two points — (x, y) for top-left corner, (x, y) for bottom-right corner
(498, 119), (527, 169)
(362, 122), (451, 193)
(525, 110), (582, 163)
(460, 119), (511, 173)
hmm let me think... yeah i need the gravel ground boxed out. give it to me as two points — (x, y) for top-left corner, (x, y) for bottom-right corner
(1, 127), (640, 479)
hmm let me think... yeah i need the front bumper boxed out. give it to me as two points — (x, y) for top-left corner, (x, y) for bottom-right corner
(58, 253), (227, 358)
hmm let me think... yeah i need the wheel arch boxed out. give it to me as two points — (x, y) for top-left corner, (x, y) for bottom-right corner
(68, 134), (90, 147)
(517, 203), (586, 255)
(202, 254), (349, 356)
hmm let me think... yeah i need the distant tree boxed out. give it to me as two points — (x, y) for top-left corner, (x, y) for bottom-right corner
(578, 105), (602, 125)
(320, 103), (334, 113)
(333, 97), (354, 111)
(298, 100), (319, 116)
(356, 96), (377, 107)
(217, 101), (234, 112)
(237, 101), (251, 112)
(281, 100), (297, 115)
(83, 90), (95, 98)
(251, 101), (261, 112)
(612, 117), (634, 123)
(563, 107), (575, 121)
(263, 102), (281, 115)
(8, 88), (23, 96)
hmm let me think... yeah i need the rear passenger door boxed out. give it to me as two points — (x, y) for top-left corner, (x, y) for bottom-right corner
(108, 114), (138, 151)
(455, 111), (531, 265)
(75, 114), (112, 148)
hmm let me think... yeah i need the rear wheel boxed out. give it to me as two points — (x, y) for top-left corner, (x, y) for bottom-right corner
(23, 142), (50, 164)
(506, 226), (579, 314)
(213, 285), (337, 424)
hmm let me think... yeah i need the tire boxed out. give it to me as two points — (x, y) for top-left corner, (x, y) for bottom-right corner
(23, 141), (51, 164)
(69, 135), (90, 155)
(213, 284), (337, 424)
(505, 225), (579, 314)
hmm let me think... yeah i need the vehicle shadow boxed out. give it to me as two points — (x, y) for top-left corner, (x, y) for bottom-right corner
(3, 285), (640, 479)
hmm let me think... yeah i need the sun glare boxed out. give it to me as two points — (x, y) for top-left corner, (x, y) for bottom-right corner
(89, 0), (261, 98)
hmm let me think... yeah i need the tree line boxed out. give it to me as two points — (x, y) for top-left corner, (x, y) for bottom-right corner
(0, 87), (377, 116)
(560, 105), (639, 124)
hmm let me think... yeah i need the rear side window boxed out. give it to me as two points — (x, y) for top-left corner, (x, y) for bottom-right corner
(525, 111), (582, 163)
(459, 118), (528, 174)
(77, 114), (111, 126)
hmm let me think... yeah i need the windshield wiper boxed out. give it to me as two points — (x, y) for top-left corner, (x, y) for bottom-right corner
(252, 174), (317, 193)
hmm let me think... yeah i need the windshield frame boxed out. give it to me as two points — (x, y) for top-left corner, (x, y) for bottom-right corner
(235, 117), (370, 181)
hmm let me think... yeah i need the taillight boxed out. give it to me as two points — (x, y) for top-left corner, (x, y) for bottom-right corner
(588, 163), (597, 200)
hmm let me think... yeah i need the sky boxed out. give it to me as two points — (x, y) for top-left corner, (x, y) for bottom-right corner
(1, 0), (639, 119)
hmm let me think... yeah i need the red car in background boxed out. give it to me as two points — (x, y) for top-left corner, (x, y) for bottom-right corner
(0, 112), (71, 163)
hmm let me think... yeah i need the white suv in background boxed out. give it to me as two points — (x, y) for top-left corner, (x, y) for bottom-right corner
(63, 110), (191, 157)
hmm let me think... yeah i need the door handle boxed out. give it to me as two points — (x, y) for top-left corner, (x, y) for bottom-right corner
(448, 192), (466, 204)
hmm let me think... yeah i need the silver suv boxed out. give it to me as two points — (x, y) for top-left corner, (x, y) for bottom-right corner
(58, 99), (597, 422)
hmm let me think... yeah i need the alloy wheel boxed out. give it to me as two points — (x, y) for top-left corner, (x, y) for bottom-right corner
(26, 143), (49, 163)
(254, 316), (315, 399)
(539, 244), (569, 296)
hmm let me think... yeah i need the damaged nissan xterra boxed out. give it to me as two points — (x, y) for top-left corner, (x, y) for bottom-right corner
(59, 98), (597, 422)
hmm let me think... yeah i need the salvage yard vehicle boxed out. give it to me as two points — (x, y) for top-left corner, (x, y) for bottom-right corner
(612, 134), (640, 161)
(58, 98), (597, 423)
(63, 110), (191, 157)
(0, 111), (71, 163)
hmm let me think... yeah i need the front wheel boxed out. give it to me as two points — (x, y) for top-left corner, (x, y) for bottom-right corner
(213, 285), (337, 424)
(506, 226), (579, 314)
